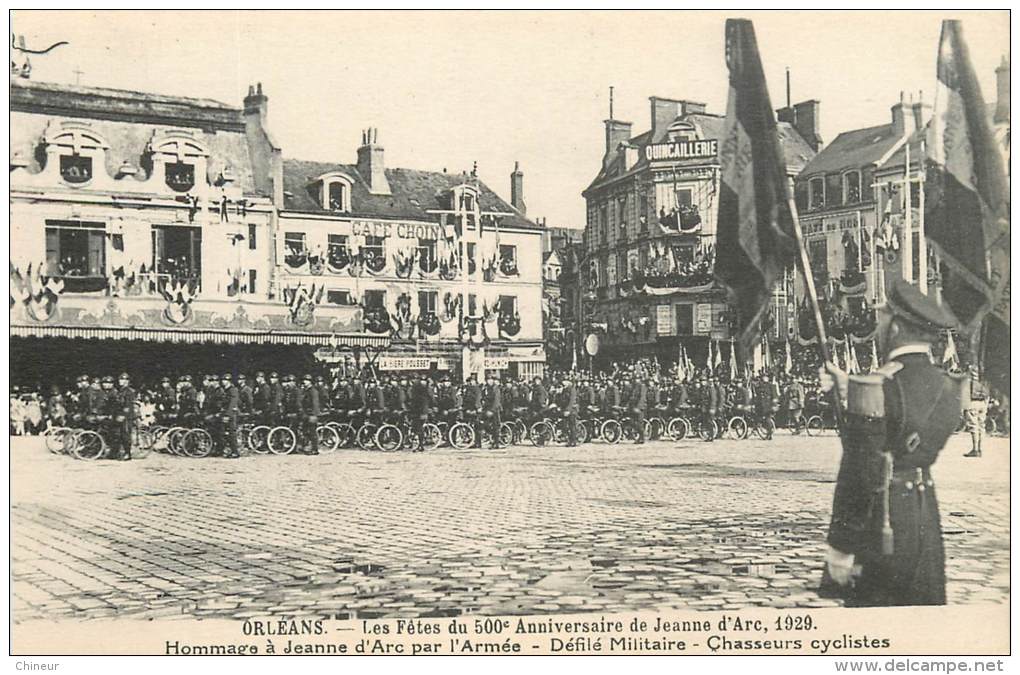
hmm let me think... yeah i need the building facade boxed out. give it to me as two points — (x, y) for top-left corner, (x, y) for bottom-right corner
(278, 133), (546, 380)
(9, 79), (380, 382)
(581, 96), (817, 368)
(793, 57), (1009, 354)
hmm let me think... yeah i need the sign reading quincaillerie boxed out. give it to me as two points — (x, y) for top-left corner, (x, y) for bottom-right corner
(644, 139), (718, 162)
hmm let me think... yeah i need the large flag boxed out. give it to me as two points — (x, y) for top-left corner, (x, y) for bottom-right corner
(784, 338), (793, 375)
(942, 331), (959, 369)
(729, 338), (739, 380)
(715, 18), (798, 355)
(925, 20), (1009, 338)
(713, 339), (723, 372)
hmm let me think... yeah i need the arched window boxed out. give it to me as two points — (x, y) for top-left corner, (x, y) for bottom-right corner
(147, 131), (209, 193)
(666, 120), (697, 143)
(808, 176), (825, 210)
(43, 123), (109, 186)
(317, 173), (354, 212)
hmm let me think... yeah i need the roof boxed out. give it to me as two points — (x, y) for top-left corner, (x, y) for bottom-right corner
(799, 123), (901, 177)
(10, 78), (243, 130)
(282, 159), (541, 230)
(586, 112), (816, 193)
(10, 80), (262, 196)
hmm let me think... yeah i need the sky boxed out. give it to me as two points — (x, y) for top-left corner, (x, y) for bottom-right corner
(11, 10), (1010, 228)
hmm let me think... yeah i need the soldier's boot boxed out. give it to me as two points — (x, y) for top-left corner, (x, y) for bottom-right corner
(963, 448), (982, 458)
(306, 423), (319, 455)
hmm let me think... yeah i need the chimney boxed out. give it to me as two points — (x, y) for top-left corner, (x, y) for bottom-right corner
(603, 119), (632, 169)
(792, 99), (822, 150)
(649, 96), (682, 140)
(356, 128), (390, 195)
(243, 82), (268, 126)
(890, 92), (916, 138)
(911, 92), (931, 131)
(995, 55), (1010, 124)
(510, 161), (526, 215)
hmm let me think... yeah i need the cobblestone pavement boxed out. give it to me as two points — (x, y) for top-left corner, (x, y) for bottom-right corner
(11, 432), (1009, 622)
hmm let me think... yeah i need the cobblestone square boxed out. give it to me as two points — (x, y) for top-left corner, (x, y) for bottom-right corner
(11, 433), (1009, 622)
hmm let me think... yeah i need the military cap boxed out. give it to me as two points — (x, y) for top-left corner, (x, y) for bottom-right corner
(221, 373), (233, 381)
(255, 371), (265, 378)
(77, 374), (88, 383)
(101, 375), (114, 384)
(885, 278), (958, 331)
(283, 374), (295, 383)
(303, 374), (313, 382)
(315, 374), (325, 382)
(182, 374), (192, 382)
(118, 372), (130, 380)
(269, 371), (280, 379)
(161, 376), (171, 384)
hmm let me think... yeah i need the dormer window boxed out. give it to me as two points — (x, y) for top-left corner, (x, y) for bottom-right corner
(843, 170), (862, 204)
(317, 173), (354, 212)
(166, 161), (195, 192)
(59, 154), (92, 184)
(808, 176), (825, 210)
(43, 122), (109, 187)
(147, 131), (209, 195)
(666, 120), (697, 143)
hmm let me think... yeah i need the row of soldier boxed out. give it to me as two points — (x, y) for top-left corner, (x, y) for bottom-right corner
(47, 368), (825, 456)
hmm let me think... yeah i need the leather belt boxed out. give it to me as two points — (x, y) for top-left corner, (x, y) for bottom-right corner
(890, 466), (934, 492)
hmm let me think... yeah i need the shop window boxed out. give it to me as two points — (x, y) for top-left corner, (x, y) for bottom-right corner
(45, 220), (106, 278)
(151, 224), (202, 282)
(329, 233), (348, 255)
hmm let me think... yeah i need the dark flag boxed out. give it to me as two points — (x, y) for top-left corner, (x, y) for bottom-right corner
(925, 20), (1009, 386)
(714, 18), (798, 355)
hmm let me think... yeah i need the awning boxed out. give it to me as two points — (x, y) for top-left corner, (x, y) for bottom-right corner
(10, 324), (390, 347)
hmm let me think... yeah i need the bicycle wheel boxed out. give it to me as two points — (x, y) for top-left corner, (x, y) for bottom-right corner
(496, 422), (514, 447)
(316, 425), (341, 454)
(552, 419), (569, 445)
(237, 424), (254, 455)
(248, 425), (271, 453)
(333, 422), (355, 448)
(576, 419), (592, 444)
(72, 430), (106, 460)
(184, 429), (214, 458)
(529, 420), (553, 447)
(621, 419), (640, 442)
(356, 423), (378, 450)
(375, 424), (404, 452)
(648, 417), (665, 441)
(420, 423), (443, 451)
(666, 417), (689, 441)
(753, 417), (776, 440)
(512, 419), (528, 445)
(268, 426), (297, 455)
(697, 419), (718, 441)
(168, 427), (189, 455)
(728, 416), (749, 440)
(133, 427), (153, 459)
(806, 415), (824, 437)
(45, 426), (71, 454)
(449, 421), (476, 450)
(599, 419), (622, 444)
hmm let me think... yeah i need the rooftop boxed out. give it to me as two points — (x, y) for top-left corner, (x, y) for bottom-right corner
(282, 159), (541, 230)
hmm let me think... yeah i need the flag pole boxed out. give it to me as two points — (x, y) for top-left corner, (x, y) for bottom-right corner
(786, 182), (843, 428)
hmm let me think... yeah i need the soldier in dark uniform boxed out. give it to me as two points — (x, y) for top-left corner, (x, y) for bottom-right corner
(821, 279), (962, 607)
(463, 374), (483, 448)
(629, 375), (647, 444)
(155, 376), (177, 426)
(300, 374), (320, 455)
(252, 371), (270, 422)
(201, 376), (223, 455)
(268, 372), (285, 427)
(98, 376), (120, 456)
(178, 375), (199, 427)
(485, 374), (504, 449)
(220, 374), (241, 458)
(237, 373), (255, 423)
(115, 372), (136, 460)
(561, 372), (579, 447)
(408, 373), (434, 452)
(69, 375), (90, 428)
(283, 374), (303, 441)
(315, 375), (332, 417)
(529, 376), (548, 422)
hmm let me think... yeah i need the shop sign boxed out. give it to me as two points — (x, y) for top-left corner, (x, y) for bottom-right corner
(656, 304), (674, 335)
(694, 303), (713, 334)
(378, 356), (431, 371)
(644, 139), (718, 162)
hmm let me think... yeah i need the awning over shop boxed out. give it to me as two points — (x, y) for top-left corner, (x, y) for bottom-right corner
(10, 323), (390, 347)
